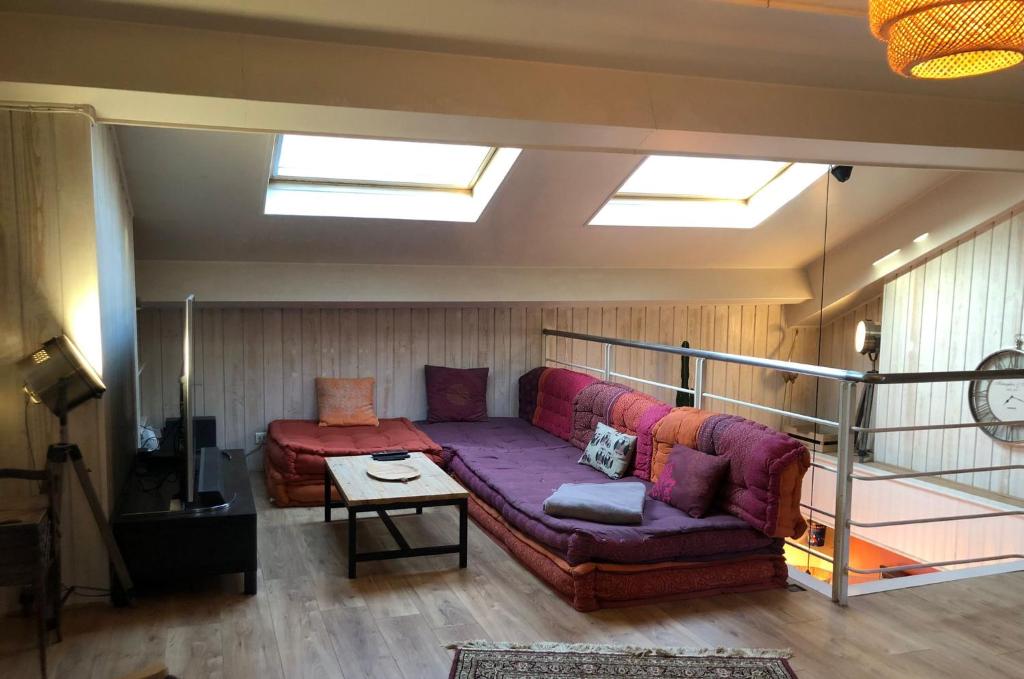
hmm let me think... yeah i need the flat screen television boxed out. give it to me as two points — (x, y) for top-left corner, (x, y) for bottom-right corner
(182, 293), (196, 504)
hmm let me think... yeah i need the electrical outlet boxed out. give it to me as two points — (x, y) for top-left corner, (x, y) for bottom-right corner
(254, 431), (267, 446)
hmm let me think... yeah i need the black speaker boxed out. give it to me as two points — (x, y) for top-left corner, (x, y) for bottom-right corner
(161, 416), (217, 452)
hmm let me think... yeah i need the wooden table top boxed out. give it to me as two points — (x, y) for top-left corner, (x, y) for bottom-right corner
(326, 453), (468, 507)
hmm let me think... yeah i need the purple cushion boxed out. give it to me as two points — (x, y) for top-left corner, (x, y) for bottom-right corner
(419, 418), (780, 565)
(650, 445), (730, 518)
(425, 365), (488, 423)
(569, 381), (630, 450)
(518, 367), (548, 422)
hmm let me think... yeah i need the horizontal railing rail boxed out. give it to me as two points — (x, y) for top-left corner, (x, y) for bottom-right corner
(542, 329), (1024, 384)
(540, 328), (1024, 607)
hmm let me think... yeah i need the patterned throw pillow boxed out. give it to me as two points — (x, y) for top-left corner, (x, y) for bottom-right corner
(425, 365), (489, 423)
(578, 422), (637, 479)
(316, 377), (379, 427)
(649, 444), (730, 518)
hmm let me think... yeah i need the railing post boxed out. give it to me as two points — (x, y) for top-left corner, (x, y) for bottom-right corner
(693, 358), (705, 409)
(603, 343), (612, 381)
(832, 380), (856, 606)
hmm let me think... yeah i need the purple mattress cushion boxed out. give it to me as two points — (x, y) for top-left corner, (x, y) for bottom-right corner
(425, 365), (489, 423)
(420, 418), (780, 566)
(533, 368), (598, 441)
(569, 381), (630, 450)
(518, 367), (548, 422)
(650, 444), (730, 518)
(712, 418), (809, 538)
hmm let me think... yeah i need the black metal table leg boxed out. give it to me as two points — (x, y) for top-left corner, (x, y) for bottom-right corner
(458, 499), (468, 569)
(347, 506), (358, 578)
(324, 467), (331, 522)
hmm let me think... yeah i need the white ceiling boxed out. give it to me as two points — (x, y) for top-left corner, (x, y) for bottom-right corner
(11, 0), (1024, 102)
(119, 125), (958, 269)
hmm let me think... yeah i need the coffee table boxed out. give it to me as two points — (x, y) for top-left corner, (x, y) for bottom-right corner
(323, 452), (469, 578)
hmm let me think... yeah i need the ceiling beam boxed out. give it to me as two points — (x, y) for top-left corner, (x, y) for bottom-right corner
(4, 12), (1024, 170)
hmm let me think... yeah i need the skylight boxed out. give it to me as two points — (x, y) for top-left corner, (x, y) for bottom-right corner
(266, 135), (520, 222)
(590, 155), (828, 229)
(618, 156), (790, 200)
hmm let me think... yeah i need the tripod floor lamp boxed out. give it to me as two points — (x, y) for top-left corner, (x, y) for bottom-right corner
(18, 335), (135, 606)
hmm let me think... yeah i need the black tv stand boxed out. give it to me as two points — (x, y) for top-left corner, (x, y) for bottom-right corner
(111, 448), (257, 605)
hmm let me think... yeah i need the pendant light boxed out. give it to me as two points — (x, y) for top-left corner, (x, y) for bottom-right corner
(870, 0), (1024, 79)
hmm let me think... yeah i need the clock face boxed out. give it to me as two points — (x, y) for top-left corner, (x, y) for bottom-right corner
(969, 349), (1024, 443)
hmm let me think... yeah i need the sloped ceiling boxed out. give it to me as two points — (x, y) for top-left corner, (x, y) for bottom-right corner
(120, 125), (958, 270)
(13, 0), (1024, 102)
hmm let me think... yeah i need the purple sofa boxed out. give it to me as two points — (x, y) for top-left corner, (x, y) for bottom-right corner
(419, 367), (797, 611)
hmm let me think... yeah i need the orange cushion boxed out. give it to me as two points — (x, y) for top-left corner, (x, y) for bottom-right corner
(649, 407), (715, 482)
(316, 377), (379, 427)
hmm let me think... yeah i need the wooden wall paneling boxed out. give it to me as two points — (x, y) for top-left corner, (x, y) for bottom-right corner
(281, 309), (303, 420)
(555, 307), (571, 367)
(613, 306), (630, 385)
(541, 307), (555, 367)
(509, 306), (526, 416)
(737, 305), (755, 421)
(963, 227), (994, 488)
(525, 306), (543, 371)
(444, 307), (461, 370)
(912, 255), (940, 473)
(392, 307), (412, 420)
(942, 238), (974, 484)
(711, 306), (729, 412)
(242, 309), (264, 461)
(976, 220), (1011, 490)
(750, 305), (769, 427)
(699, 306), (715, 406)
(202, 309), (226, 446)
(427, 307), (445, 368)
(356, 308), (376, 387)
(476, 307), (494, 410)
(461, 307), (478, 371)
(320, 309), (339, 378)
(494, 307), (512, 415)
(263, 309), (284, 431)
(222, 308), (245, 449)
(338, 309), (358, 377)
(875, 274), (898, 464)
(925, 248), (957, 474)
(657, 305), (675, 403)
(300, 309), (321, 420)
(376, 309), (395, 416)
(409, 308), (429, 420)
(1004, 213), (1024, 498)
(571, 307), (588, 373)
(641, 306), (659, 398)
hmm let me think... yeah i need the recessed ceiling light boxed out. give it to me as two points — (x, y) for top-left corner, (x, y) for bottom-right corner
(873, 249), (901, 266)
(913, 232), (929, 243)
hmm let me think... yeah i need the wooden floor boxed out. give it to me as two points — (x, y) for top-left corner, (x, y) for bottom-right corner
(2, 473), (1022, 679)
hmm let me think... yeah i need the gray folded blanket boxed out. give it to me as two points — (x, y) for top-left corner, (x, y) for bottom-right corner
(542, 482), (646, 525)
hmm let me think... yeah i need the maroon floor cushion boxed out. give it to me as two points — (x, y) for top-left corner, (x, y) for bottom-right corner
(532, 368), (598, 440)
(569, 381), (630, 450)
(419, 419), (779, 566)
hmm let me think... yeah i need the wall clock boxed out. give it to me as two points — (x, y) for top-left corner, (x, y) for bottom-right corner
(968, 336), (1024, 444)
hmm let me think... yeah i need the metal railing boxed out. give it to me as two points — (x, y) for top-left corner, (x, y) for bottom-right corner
(542, 328), (1024, 605)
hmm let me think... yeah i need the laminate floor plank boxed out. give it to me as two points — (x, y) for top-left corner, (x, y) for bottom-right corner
(2, 482), (1022, 679)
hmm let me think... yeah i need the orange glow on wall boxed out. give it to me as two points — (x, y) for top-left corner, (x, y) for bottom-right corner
(870, 0), (1024, 78)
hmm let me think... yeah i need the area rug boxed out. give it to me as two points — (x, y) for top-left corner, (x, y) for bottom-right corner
(447, 641), (797, 678)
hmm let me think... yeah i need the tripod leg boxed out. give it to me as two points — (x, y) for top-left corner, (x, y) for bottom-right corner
(67, 451), (135, 597)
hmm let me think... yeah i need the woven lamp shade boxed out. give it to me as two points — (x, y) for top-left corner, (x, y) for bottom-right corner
(870, 0), (1024, 78)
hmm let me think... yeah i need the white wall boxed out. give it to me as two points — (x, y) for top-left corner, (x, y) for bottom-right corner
(0, 112), (137, 601)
